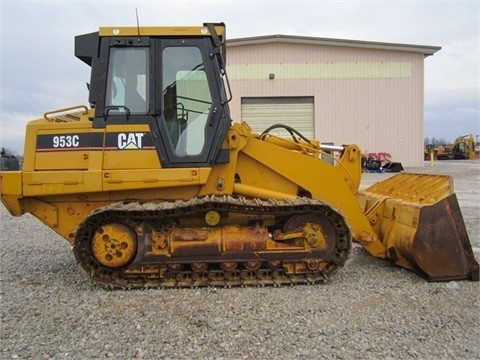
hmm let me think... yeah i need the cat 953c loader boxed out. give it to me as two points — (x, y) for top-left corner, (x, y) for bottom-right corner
(1, 23), (478, 288)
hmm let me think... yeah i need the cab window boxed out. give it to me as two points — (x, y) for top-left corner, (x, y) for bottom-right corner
(106, 47), (149, 114)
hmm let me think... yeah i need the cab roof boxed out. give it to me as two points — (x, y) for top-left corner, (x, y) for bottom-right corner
(98, 24), (225, 37)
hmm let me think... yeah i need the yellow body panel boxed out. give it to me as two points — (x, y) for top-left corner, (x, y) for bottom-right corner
(103, 150), (161, 169)
(0, 171), (23, 215)
(102, 168), (211, 191)
(35, 151), (89, 170)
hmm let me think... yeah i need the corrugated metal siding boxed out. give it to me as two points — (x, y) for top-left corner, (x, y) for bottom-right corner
(241, 97), (314, 138)
(226, 42), (426, 167)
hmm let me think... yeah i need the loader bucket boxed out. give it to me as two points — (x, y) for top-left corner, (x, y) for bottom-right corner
(357, 173), (479, 281)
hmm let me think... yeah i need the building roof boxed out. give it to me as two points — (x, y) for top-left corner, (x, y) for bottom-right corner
(227, 34), (441, 57)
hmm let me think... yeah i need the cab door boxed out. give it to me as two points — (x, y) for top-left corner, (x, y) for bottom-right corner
(153, 38), (230, 168)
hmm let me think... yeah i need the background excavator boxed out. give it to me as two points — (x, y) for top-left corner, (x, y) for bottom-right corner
(425, 134), (477, 160)
(1, 23), (478, 288)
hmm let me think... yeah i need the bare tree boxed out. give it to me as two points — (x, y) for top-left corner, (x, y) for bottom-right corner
(1, 147), (19, 157)
(1, 147), (21, 170)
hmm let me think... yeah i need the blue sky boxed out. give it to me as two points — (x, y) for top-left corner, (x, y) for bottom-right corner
(1, 0), (479, 152)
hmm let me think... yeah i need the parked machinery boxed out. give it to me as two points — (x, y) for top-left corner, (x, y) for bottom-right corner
(426, 134), (477, 160)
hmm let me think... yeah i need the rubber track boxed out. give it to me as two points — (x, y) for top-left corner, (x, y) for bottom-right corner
(73, 196), (351, 289)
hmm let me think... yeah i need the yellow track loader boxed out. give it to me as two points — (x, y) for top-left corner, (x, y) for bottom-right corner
(1, 23), (478, 288)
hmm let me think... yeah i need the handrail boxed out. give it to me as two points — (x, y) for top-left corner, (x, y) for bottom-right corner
(44, 105), (89, 122)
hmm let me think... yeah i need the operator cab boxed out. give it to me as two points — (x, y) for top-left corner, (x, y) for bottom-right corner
(75, 23), (231, 167)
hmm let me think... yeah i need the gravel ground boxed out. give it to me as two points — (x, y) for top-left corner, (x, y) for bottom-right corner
(1, 160), (479, 360)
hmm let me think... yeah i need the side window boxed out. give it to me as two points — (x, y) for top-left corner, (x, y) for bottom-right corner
(106, 47), (149, 113)
(162, 46), (212, 156)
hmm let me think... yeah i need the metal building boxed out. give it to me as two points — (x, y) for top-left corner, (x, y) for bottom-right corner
(226, 35), (440, 167)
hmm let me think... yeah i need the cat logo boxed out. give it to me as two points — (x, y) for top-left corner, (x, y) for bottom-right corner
(118, 133), (145, 149)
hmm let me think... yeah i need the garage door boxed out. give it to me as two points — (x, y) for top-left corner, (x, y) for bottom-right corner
(241, 97), (314, 139)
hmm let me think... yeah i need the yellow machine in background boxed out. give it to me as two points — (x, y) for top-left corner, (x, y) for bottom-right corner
(425, 134), (477, 160)
(1, 23), (478, 288)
